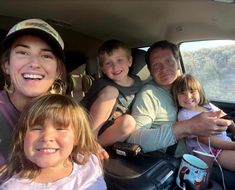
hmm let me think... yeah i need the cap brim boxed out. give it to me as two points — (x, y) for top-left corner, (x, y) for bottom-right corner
(2, 28), (65, 62)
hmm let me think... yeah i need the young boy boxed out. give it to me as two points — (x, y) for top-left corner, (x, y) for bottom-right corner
(82, 40), (142, 147)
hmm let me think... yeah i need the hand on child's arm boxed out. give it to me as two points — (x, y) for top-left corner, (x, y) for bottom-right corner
(174, 111), (228, 139)
(189, 111), (228, 136)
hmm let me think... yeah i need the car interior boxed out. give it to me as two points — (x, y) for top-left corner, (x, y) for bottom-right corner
(0, 0), (235, 189)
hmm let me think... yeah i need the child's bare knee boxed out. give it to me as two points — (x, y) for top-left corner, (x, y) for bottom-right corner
(119, 114), (136, 134)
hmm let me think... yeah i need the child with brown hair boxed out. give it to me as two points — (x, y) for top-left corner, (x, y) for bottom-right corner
(0, 94), (106, 189)
(82, 39), (142, 148)
(172, 73), (235, 171)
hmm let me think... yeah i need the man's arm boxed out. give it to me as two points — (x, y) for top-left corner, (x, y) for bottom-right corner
(127, 85), (177, 152)
(127, 123), (176, 152)
(173, 111), (229, 140)
(130, 111), (229, 153)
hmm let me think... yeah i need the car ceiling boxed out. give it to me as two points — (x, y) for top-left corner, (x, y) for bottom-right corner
(0, 0), (235, 48)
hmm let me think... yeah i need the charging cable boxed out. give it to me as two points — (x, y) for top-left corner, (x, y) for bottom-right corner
(196, 137), (226, 190)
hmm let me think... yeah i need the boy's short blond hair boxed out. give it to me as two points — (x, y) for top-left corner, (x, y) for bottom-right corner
(98, 39), (131, 66)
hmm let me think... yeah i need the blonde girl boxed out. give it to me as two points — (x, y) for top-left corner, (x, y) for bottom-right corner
(0, 94), (106, 190)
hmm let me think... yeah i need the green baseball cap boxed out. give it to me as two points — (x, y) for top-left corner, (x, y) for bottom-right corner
(2, 18), (65, 61)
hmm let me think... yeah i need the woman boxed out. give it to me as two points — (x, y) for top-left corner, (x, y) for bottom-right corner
(0, 18), (67, 164)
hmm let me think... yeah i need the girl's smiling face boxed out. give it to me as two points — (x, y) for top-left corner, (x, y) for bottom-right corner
(177, 90), (201, 110)
(4, 35), (58, 99)
(24, 118), (75, 170)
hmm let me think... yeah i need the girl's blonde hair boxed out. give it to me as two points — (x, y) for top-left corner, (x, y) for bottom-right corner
(0, 94), (100, 181)
(171, 74), (208, 107)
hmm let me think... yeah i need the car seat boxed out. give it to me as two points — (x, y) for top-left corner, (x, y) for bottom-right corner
(210, 150), (235, 189)
(65, 51), (94, 102)
(104, 149), (180, 190)
(67, 73), (94, 102)
(130, 48), (151, 81)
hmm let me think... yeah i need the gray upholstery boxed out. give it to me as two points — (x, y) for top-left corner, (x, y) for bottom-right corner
(131, 49), (150, 81)
(68, 74), (94, 102)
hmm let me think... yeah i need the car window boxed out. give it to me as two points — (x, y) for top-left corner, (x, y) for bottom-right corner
(180, 40), (235, 103)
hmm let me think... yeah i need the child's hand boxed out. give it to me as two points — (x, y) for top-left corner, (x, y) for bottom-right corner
(98, 144), (109, 160)
(113, 111), (123, 119)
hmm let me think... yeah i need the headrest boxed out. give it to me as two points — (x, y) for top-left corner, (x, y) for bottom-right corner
(130, 49), (150, 81)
